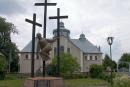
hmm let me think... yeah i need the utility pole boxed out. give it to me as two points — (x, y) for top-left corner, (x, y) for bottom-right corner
(107, 37), (114, 87)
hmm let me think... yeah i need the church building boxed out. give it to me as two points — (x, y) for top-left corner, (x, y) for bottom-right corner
(19, 22), (102, 74)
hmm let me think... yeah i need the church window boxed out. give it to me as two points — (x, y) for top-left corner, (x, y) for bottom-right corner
(60, 46), (64, 54)
(95, 56), (98, 60)
(85, 56), (87, 60)
(25, 54), (28, 59)
(54, 47), (57, 56)
(90, 56), (92, 60)
(67, 48), (70, 53)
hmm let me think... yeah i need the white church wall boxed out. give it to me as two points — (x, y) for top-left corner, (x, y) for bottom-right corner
(83, 53), (102, 72)
(50, 36), (82, 72)
(19, 53), (42, 74)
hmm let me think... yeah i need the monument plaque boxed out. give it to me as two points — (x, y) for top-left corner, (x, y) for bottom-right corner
(24, 77), (64, 87)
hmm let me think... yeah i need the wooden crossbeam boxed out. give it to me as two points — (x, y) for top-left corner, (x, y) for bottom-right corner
(49, 8), (68, 76)
(35, 3), (57, 6)
(25, 13), (42, 77)
(25, 19), (42, 27)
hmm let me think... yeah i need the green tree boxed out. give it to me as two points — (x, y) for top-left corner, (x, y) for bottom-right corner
(103, 54), (117, 71)
(118, 53), (130, 69)
(50, 53), (80, 75)
(119, 53), (130, 61)
(118, 63), (129, 69)
(0, 16), (19, 72)
(0, 53), (7, 80)
(0, 17), (17, 48)
(111, 60), (117, 71)
(9, 43), (19, 72)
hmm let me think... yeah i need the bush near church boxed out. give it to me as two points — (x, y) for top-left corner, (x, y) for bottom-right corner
(89, 64), (104, 79)
(48, 53), (80, 76)
(89, 64), (116, 83)
(0, 53), (7, 80)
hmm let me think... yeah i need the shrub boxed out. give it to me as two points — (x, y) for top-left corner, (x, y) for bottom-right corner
(47, 64), (57, 76)
(50, 53), (80, 75)
(89, 64), (103, 79)
(113, 78), (130, 87)
(62, 73), (88, 79)
(102, 72), (115, 83)
(0, 71), (6, 80)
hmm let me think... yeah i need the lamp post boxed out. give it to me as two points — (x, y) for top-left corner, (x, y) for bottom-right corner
(107, 37), (114, 87)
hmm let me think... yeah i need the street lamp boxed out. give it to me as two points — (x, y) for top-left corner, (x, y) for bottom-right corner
(107, 37), (114, 87)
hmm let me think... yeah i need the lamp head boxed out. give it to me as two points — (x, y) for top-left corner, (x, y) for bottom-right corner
(107, 37), (114, 45)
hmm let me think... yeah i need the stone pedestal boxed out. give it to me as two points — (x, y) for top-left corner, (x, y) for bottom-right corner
(24, 77), (64, 87)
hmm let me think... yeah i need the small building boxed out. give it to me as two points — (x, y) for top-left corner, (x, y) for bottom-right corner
(19, 22), (102, 74)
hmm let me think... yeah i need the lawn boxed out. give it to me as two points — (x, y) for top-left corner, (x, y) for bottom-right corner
(65, 78), (108, 87)
(0, 78), (108, 87)
(0, 79), (25, 87)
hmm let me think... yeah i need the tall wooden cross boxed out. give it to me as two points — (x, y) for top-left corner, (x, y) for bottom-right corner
(35, 0), (57, 77)
(25, 13), (42, 77)
(49, 8), (68, 76)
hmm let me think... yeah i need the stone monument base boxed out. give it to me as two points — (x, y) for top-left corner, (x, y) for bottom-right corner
(24, 77), (64, 87)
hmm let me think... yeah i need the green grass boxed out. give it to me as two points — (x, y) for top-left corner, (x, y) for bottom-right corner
(0, 79), (25, 87)
(1, 73), (130, 87)
(0, 74), (109, 87)
(0, 78), (108, 87)
(0, 74), (25, 87)
(65, 78), (108, 87)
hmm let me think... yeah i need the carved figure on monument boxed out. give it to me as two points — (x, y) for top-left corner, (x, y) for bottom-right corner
(37, 33), (57, 61)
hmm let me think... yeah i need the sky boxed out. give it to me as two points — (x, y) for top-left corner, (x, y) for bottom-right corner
(0, 0), (130, 62)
